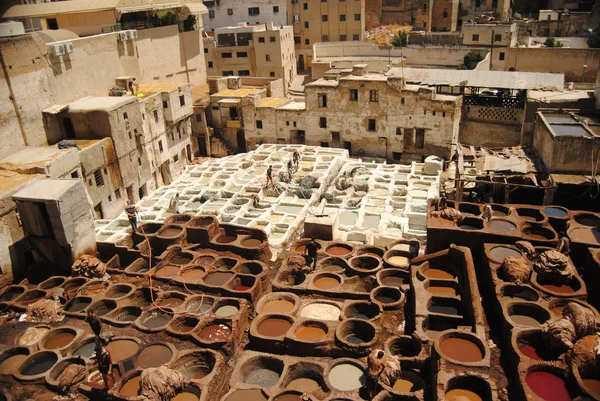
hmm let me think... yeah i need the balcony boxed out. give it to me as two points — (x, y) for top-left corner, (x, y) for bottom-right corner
(226, 120), (242, 128)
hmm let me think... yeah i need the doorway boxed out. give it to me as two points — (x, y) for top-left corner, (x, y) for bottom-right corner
(93, 203), (103, 219)
(331, 132), (340, 148)
(298, 54), (304, 71)
(63, 118), (75, 139)
(343, 141), (352, 155)
(237, 130), (247, 152)
(138, 184), (147, 200)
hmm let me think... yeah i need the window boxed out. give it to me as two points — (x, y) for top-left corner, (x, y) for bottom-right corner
(258, 37), (265, 43)
(392, 152), (402, 160)
(227, 8), (233, 15)
(292, 14), (300, 23)
(248, 7), (260, 15)
(368, 119), (376, 131)
(71, 171), (79, 178)
(270, 36), (276, 42)
(319, 117), (327, 128)
(322, 35), (328, 41)
(222, 52), (232, 58)
(354, 14), (360, 20)
(174, 154), (179, 162)
(94, 170), (104, 187)
(286, 121), (290, 126)
(257, 120), (263, 129)
(415, 129), (425, 149)
(499, 52), (505, 61)
(303, 3), (308, 10)
(196, 114), (202, 122)
(340, 35), (346, 41)
(423, 3), (427, 10)
(138, 157), (142, 166)
(159, 140), (163, 152)
(472, 34), (479, 41)
(273, 6), (279, 12)
(237, 51), (248, 57)
(401, 97), (405, 104)
(494, 34), (502, 42)
(115, 188), (121, 199)
(320, 142), (329, 147)
(238, 70), (250, 76)
(208, 10), (215, 18)
(153, 110), (159, 122)
(443, 112), (446, 117)
(108, 195), (112, 202)
(266, 54), (271, 61)
(443, 8), (448, 18)
(208, 61), (213, 68)
(318, 93), (327, 108)
(304, 21), (309, 28)
(212, 106), (218, 110)
(305, 39), (310, 45)
(204, 48), (208, 53)
(270, 72), (275, 77)
(294, 36), (301, 44)
(369, 90), (379, 102)
(322, 15), (328, 22)
(163, 100), (168, 108)
(179, 95), (185, 106)
(492, 0), (498, 6)
(293, 121), (297, 127)
(223, 70), (234, 76)
(123, 112), (128, 119)
(396, 128), (402, 135)
(353, 34), (359, 40)
(349, 89), (358, 101)
(424, 110), (427, 115)
(340, 14), (346, 21)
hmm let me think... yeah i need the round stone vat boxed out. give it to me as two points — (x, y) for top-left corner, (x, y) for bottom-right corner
(157, 225), (185, 239)
(136, 308), (174, 332)
(72, 337), (97, 358)
(569, 227), (600, 244)
(64, 296), (92, 313)
(212, 299), (241, 317)
(457, 217), (484, 231)
(418, 264), (457, 281)
(490, 204), (511, 217)
(157, 292), (187, 309)
(500, 285), (539, 303)
(435, 331), (486, 364)
(255, 315), (294, 338)
(193, 254), (217, 266)
(507, 303), (551, 327)
(154, 264), (181, 279)
(215, 233), (237, 244)
(183, 296), (215, 315)
(125, 258), (150, 274)
(325, 243), (353, 257)
(46, 357), (86, 389)
(383, 250), (411, 268)
(168, 251), (195, 266)
(236, 261), (264, 276)
(522, 224), (556, 241)
(257, 293), (298, 315)
(423, 280), (459, 297)
(356, 246), (385, 258)
(0, 286), (26, 303)
(171, 350), (216, 381)
(444, 375), (493, 401)
(377, 269), (407, 288)
(15, 289), (47, 305)
(168, 316), (200, 336)
(318, 257), (348, 273)
(342, 301), (381, 321)
(136, 342), (175, 369)
(387, 336), (421, 358)
(227, 274), (256, 292)
(525, 368), (571, 401)
(170, 385), (201, 401)
(240, 355), (284, 387)
(348, 255), (382, 276)
(488, 219), (516, 233)
(271, 390), (305, 401)
(458, 202), (482, 216)
(282, 362), (325, 393)
(197, 319), (232, 343)
(312, 273), (342, 291)
(78, 280), (107, 296)
(215, 257), (239, 270)
(38, 277), (66, 290)
(0, 348), (30, 375)
(241, 237), (264, 248)
(327, 359), (367, 392)
(138, 222), (162, 235)
(517, 208), (545, 222)
(383, 370), (425, 394)
(178, 266), (206, 283)
(105, 283), (135, 300)
(118, 370), (143, 398)
(300, 302), (341, 321)
(536, 275), (582, 296)
(370, 286), (404, 310)
(106, 337), (140, 363)
(40, 327), (77, 351)
(203, 271), (235, 287)
(222, 389), (268, 401)
(109, 306), (142, 325)
(17, 351), (59, 380)
(18, 327), (49, 347)
(293, 321), (329, 342)
(336, 319), (377, 348)
(544, 206), (569, 219)
(575, 213), (600, 227)
(164, 214), (192, 226)
(487, 245), (521, 263)
(516, 330), (561, 361)
(87, 299), (117, 316)
(427, 297), (464, 316)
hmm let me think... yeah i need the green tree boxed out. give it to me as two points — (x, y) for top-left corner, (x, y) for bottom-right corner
(457, 50), (484, 70)
(392, 31), (408, 47)
(544, 37), (563, 47)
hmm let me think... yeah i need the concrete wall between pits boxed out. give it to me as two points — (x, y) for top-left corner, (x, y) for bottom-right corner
(459, 105), (524, 148)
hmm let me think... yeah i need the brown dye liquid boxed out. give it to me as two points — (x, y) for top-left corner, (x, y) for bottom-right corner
(171, 392), (199, 401)
(489, 220), (516, 232)
(489, 246), (521, 261)
(106, 339), (139, 363)
(582, 379), (600, 398)
(156, 265), (180, 277)
(393, 378), (414, 393)
(257, 318), (292, 337)
(161, 297), (184, 307)
(262, 300), (295, 313)
(492, 210), (507, 217)
(137, 344), (173, 368)
(423, 268), (454, 279)
(87, 370), (115, 389)
(439, 338), (483, 362)
(225, 389), (268, 401)
(327, 246), (351, 256)
(314, 277), (340, 289)
(296, 245), (307, 253)
(242, 239), (262, 247)
(199, 324), (231, 341)
(525, 232), (548, 240)
(276, 395), (302, 401)
(177, 323), (196, 332)
(519, 345), (543, 360)
(295, 326), (326, 341)
(381, 276), (404, 287)
(160, 228), (182, 237)
(543, 284), (574, 294)
(0, 354), (27, 374)
(510, 314), (543, 326)
(120, 376), (141, 397)
(445, 389), (482, 401)
(204, 272), (234, 286)
(551, 306), (565, 316)
(426, 286), (457, 297)
(172, 256), (193, 265)
(180, 269), (205, 281)
(216, 235), (237, 244)
(195, 256), (215, 265)
(570, 228), (600, 243)
(287, 377), (320, 391)
(44, 332), (75, 349)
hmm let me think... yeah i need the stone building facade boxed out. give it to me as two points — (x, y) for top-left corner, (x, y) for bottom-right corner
(202, 0), (287, 31)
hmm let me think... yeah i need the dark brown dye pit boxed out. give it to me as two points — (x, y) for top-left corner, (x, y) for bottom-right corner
(295, 326), (327, 341)
(0, 287), (24, 302)
(199, 324), (231, 341)
(314, 277), (340, 290)
(225, 389), (268, 401)
(426, 286), (457, 297)
(429, 305), (459, 315)
(172, 256), (193, 265)
(204, 272), (234, 286)
(91, 304), (113, 316)
(137, 344), (173, 368)
(44, 332), (75, 349)
(489, 220), (516, 232)
(422, 268), (455, 280)
(242, 239), (262, 247)
(257, 318), (292, 337)
(195, 256), (216, 265)
(161, 297), (184, 307)
(86, 370), (115, 389)
(439, 338), (483, 362)
(143, 312), (172, 329)
(327, 246), (351, 256)
(106, 339), (139, 363)
(120, 376), (142, 397)
(155, 265), (180, 278)
(21, 353), (57, 376)
(489, 246), (521, 261)
(180, 269), (205, 281)
(376, 295), (397, 303)
(542, 284), (574, 294)
(381, 276), (404, 287)
(0, 354), (27, 374)
(216, 235), (237, 244)
(66, 298), (90, 312)
(262, 300), (295, 313)
(159, 228), (183, 237)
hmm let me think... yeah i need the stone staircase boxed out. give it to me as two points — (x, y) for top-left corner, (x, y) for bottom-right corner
(211, 131), (236, 156)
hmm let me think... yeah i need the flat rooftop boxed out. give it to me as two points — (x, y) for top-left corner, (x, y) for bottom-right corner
(68, 96), (136, 112)
(0, 146), (75, 173)
(211, 88), (263, 98)
(541, 111), (598, 137)
(12, 178), (80, 202)
(137, 83), (188, 96)
(257, 97), (290, 108)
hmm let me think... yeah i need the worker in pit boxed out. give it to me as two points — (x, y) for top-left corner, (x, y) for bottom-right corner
(85, 310), (103, 344)
(94, 341), (113, 391)
(304, 237), (322, 270)
(287, 160), (293, 182)
(367, 349), (386, 396)
(266, 165), (274, 188)
(125, 205), (138, 233)
(482, 204), (493, 220)
(293, 150), (300, 168)
(168, 193), (179, 214)
(557, 231), (571, 256)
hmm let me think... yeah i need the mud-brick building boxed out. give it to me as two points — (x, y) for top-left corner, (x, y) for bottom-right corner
(241, 64), (462, 162)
